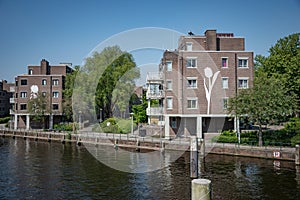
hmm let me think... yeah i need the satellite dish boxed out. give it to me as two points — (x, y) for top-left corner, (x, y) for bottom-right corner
(31, 85), (39, 93)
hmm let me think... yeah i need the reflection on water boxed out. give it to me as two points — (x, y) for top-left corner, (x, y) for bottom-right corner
(0, 137), (299, 199)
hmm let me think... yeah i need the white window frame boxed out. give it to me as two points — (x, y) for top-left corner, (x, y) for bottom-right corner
(42, 79), (47, 86)
(238, 57), (249, 68)
(53, 91), (59, 98)
(166, 97), (173, 109)
(238, 77), (249, 89)
(186, 42), (193, 51)
(186, 57), (197, 68)
(20, 92), (27, 98)
(187, 98), (198, 109)
(187, 77), (197, 88)
(222, 77), (229, 89)
(222, 97), (229, 110)
(221, 57), (228, 68)
(166, 61), (172, 72)
(166, 80), (172, 91)
(52, 79), (59, 86)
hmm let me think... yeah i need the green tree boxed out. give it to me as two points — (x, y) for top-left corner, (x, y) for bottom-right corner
(256, 33), (300, 112)
(63, 65), (79, 122)
(27, 92), (50, 129)
(131, 93), (148, 124)
(227, 72), (298, 146)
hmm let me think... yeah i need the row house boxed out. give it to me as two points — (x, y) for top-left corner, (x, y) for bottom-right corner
(146, 30), (254, 139)
(12, 59), (73, 129)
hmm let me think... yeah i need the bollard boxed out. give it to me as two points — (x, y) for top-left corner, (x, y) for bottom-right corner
(296, 145), (300, 165)
(191, 179), (211, 200)
(190, 136), (198, 178)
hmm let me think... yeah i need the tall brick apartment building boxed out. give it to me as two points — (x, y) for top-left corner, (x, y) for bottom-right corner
(0, 80), (14, 117)
(146, 30), (254, 139)
(12, 59), (73, 129)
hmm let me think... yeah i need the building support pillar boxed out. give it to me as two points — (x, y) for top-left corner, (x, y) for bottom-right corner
(14, 114), (18, 130)
(165, 116), (170, 140)
(49, 114), (53, 130)
(26, 114), (30, 130)
(234, 116), (240, 144)
(147, 99), (151, 125)
(196, 116), (203, 139)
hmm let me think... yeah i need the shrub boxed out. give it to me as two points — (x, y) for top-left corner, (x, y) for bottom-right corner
(291, 134), (300, 146)
(0, 116), (10, 124)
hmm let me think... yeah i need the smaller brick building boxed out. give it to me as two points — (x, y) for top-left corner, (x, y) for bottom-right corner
(12, 59), (73, 129)
(0, 80), (14, 118)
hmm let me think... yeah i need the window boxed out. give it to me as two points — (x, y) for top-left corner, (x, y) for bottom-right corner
(187, 58), (197, 68)
(238, 78), (248, 89)
(187, 99), (197, 109)
(28, 69), (33, 75)
(52, 79), (59, 85)
(186, 42), (192, 51)
(52, 104), (59, 110)
(171, 117), (177, 128)
(53, 91), (59, 98)
(187, 79), (197, 88)
(42, 92), (46, 97)
(222, 98), (229, 109)
(166, 97), (173, 109)
(166, 80), (172, 90)
(222, 77), (228, 89)
(20, 104), (27, 110)
(238, 58), (248, 68)
(20, 79), (27, 85)
(166, 61), (172, 71)
(222, 57), (228, 68)
(20, 92), (27, 98)
(42, 79), (47, 85)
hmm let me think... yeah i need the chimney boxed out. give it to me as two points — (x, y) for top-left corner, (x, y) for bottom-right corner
(205, 30), (217, 51)
(41, 59), (50, 75)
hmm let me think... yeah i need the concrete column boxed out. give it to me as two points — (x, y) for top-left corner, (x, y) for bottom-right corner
(148, 99), (151, 125)
(49, 114), (53, 130)
(26, 115), (30, 130)
(164, 116), (170, 140)
(191, 179), (211, 200)
(196, 116), (203, 139)
(296, 145), (300, 165)
(14, 114), (18, 130)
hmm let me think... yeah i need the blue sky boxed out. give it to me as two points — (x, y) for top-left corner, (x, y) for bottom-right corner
(0, 0), (299, 83)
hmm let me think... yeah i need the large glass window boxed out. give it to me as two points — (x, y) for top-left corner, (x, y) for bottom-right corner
(187, 79), (197, 88)
(222, 77), (228, 89)
(166, 61), (172, 71)
(166, 97), (173, 109)
(222, 57), (228, 68)
(187, 99), (197, 109)
(238, 58), (248, 68)
(187, 58), (197, 68)
(238, 79), (248, 89)
(20, 79), (27, 85)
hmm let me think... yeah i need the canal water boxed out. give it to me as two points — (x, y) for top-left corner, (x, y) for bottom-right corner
(0, 137), (299, 200)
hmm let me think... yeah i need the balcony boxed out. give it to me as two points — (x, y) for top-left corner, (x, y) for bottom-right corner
(146, 72), (163, 82)
(146, 90), (164, 99)
(10, 109), (14, 115)
(10, 98), (15, 103)
(147, 107), (163, 116)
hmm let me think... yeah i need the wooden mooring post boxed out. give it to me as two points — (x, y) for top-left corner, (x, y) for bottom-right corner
(296, 145), (300, 165)
(191, 179), (212, 200)
(190, 136), (198, 178)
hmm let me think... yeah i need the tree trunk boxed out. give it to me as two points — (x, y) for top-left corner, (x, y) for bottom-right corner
(258, 124), (263, 146)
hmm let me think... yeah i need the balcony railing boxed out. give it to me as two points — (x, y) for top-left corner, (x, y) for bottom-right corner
(146, 107), (163, 116)
(9, 98), (15, 104)
(146, 90), (164, 99)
